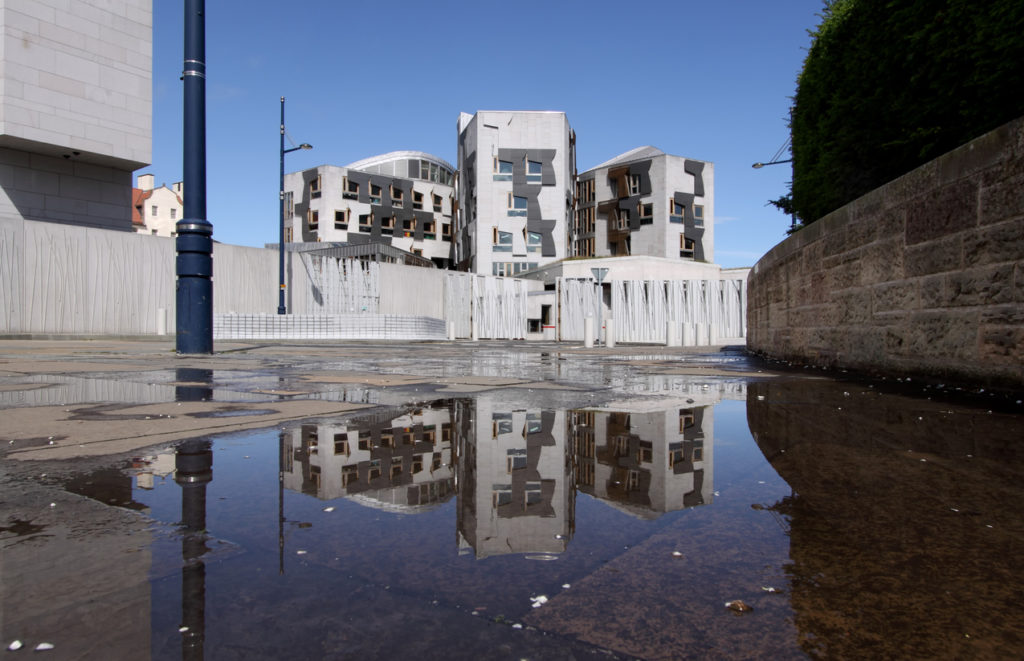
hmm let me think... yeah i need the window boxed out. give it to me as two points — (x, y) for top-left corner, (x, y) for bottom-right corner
(628, 174), (641, 196)
(402, 217), (416, 232)
(309, 176), (321, 199)
(370, 183), (382, 205)
(526, 159), (542, 183)
(680, 235), (695, 258)
(493, 229), (513, 252)
(507, 193), (527, 217)
(343, 177), (359, 199)
(507, 449), (528, 472)
(525, 481), (542, 506)
(577, 178), (595, 202)
(390, 185), (404, 207)
(432, 193), (443, 212)
(493, 485), (513, 507)
(639, 202), (653, 225)
(527, 230), (542, 253)
(694, 204), (704, 227)
(442, 223), (451, 241)
(170, 208), (177, 220)
(334, 433), (349, 455)
(151, 205), (157, 216)
(381, 215), (395, 234)
(413, 191), (423, 210)
(493, 158), (513, 181)
(284, 191), (294, 216)
(423, 220), (436, 238)
(358, 213), (372, 233)
(334, 209), (348, 230)
(670, 198), (685, 223)
(307, 209), (318, 229)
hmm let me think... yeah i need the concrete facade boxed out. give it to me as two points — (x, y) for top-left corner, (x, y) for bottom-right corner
(747, 116), (1024, 389)
(0, 0), (152, 231)
(456, 111), (575, 276)
(284, 151), (455, 268)
(573, 147), (714, 264)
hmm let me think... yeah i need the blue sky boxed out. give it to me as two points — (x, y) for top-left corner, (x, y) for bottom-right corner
(147, 0), (824, 268)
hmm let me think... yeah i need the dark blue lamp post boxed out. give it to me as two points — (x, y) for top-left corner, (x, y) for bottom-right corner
(278, 97), (312, 315)
(175, 0), (213, 353)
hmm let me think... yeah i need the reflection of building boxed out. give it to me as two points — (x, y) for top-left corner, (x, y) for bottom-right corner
(281, 405), (455, 511)
(569, 400), (713, 518)
(456, 397), (573, 558)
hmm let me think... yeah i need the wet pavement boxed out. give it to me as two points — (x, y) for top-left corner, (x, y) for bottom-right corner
(1, 339), (1022, 660)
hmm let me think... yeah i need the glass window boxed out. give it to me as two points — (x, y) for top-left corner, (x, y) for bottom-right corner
(507, 194), (528, 216)
(370, 183), (381, 204)
(493, 158), (513, 181)
(526, 159), (542, 183)
(170, 209), (176, 220)
(628, 174), (641, 196)
(413, 191), (423, 210)
(694, 204), (704, 227)
(343, 177), (358, 199)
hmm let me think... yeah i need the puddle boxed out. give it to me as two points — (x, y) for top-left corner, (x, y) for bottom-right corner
(3, 378), (1022, 659)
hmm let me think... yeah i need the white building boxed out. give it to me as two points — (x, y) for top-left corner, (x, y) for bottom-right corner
(573, 146), (714, 262)
(132, 173), (182, 237)
(284, 151), (456, 268)
(0, 0), (152, 231)
(455, 111), (576, 276)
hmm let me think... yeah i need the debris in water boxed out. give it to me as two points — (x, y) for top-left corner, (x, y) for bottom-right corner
(179, 626), (189, 633)
(7, 640), (23, 651)
(672, 551), (684, 558)
(323, 507), (335, 513)
(530, 595), (548, 608)
(756, 395), (765, 401)
(296, 550), (307, 555)
(35, 643), (55, 651)
(761, 586), (780, 593)
(725, 600), (752, 613)
(512, 623), (523, 629)
(562, 583), (571, 589)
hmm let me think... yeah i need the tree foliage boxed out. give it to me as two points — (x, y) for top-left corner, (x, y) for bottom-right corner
(790, 0), (1024, 223)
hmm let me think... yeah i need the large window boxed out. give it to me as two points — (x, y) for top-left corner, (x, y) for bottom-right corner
(390, 185), (404, 207)
(343, 177), (358, 199)
(307, 209), (318, 229)
(334, 209), (348, 230)
(433, 193), (443, 213)
(638, 201), (653, 225)
(628, 174), (641, 196)
(309, 175), (321, 199)
(413, 191), (423, 210)
(493, 158), (513, 181)
(670, 198), (685, 223)
(694, 204), (704, 227)
(680, 235), (695, 258)
(527, 230), (542, 253)
(493, 229), (513, 252)
(370, 183), (382, 205)
(507, 193), (528, 217)
(526, 159), (542, 183)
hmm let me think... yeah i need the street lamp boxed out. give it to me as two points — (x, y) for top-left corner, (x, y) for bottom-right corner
(752, 155), (796, 230)
(278, 96), (312, 315)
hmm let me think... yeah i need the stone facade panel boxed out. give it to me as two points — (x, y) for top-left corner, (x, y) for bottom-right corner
(904, 178), (977, 246)
(904, 235), (962, 278)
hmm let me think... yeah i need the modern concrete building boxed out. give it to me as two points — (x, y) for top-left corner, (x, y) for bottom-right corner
(455, 110), (576, 276)
(283, 151), (456, 268)
(132, 173), (181, 237)
(0, 0), (152, 230)
(573, 146), (713, 263)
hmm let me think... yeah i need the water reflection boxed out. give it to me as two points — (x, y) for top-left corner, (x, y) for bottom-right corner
(174, 439), (212, 661)
(746, 379), (1024, 659)
(278, 395), (719, 558)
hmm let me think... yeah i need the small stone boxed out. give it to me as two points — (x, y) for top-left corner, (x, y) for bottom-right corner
(725, 600), (752, 613)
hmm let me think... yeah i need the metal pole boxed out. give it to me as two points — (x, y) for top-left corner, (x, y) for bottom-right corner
(176, 0), (213, 353)
(278, 97), (287, 315)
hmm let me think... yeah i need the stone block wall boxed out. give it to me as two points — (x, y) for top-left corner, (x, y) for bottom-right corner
(747, 117), (1024, 388)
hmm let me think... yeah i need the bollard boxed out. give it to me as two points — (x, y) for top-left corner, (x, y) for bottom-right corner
(683, 323), (695, 346)
(605, 318), (615, 348)
(666, 321), (681, 347)
(157, 308), (167, 336)
(448, 321), (456, 341)
(708, 324), (717, 346)
(584, 316), (594, 348)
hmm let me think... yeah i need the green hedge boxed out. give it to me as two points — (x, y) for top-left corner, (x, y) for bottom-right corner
(790, 0), (1024, 223)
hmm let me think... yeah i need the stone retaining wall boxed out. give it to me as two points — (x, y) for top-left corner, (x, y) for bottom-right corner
(748, 117), (1024, 388)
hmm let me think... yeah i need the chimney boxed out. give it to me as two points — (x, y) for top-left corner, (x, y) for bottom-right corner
(172, 181), (184, 196)
(137, 173), (155, 191)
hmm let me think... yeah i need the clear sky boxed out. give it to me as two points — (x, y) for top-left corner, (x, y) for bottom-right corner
(147, 0), (824, 268)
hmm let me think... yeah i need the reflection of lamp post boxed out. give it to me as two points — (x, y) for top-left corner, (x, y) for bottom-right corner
(278, 96), (312, 315)
(175, 439), (212, 661)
